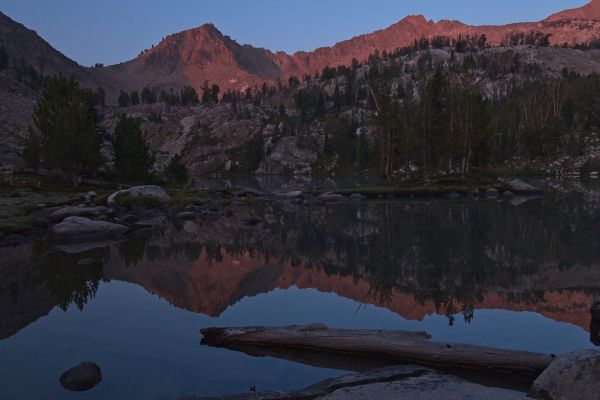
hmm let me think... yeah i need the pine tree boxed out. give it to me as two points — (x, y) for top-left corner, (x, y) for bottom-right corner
(33, 75), (101, 185)
(141, 87), (157, 104)
(180, 86), (199, 106)
(164, 154), (188, 185)
(118, 90), (130, 107)
(130, 91), (140, 105)
(22, 129), (42, 172)
(211, 84), (220, 103)
(113, 115), (154, 183)
(0, 46), (8, 70)
(201, 81), (211, 104)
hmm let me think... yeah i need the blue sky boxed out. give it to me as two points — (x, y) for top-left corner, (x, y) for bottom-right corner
(0, 0), (588, 67)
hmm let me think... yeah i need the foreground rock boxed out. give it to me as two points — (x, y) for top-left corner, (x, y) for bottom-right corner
(180, 365), (520, 400)
(50, 206), (111, 221)
(201, 324), (553, 381)
(59, 361), (102, 391)
(52, 216), (129, 243)
(529, 350), (600, 400)
(107, 185), (170, 206)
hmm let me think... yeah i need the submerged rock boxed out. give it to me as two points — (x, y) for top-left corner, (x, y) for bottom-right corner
(350, 193), (367, 201)
(447, 192), (461, 200)
(180, 365), (520, 400)
(107, 185), (170, 206)
(59, 361), (102, 391)
(240, 217), (261, 227)
(276, 190), (303, 199)
(467, 189), (480, 198)
(319, 193), (347, 202)
(52, 217), (129, 243)
(485, 188), (499, 198)
(529, 350), (600, 400)
(502, 191), (515, 198)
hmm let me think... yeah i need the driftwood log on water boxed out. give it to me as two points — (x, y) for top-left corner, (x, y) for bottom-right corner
(201, 324), (555, 382)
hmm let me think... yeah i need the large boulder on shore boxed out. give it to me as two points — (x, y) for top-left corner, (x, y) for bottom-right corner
(52, 216), (129, 243)
(59, 361), (102, 391)
(107, 185), (170, 206)
(529, 350), (600, 400)
(50, 206), (111, 221)
(506, 179), (542, 194)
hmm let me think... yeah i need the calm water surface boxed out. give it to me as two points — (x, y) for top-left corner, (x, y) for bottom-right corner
(0, 178), (599, 399)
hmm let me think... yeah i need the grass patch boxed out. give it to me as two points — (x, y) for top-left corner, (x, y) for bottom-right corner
(114, 193), (166, 208)
(0, 215), (47, 234)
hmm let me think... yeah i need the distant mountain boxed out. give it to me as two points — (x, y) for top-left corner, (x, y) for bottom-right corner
(0, 11), (82, 78)
(103, 23), (284, 96)
(545, 0), (600, 21)
(99, 0), (600, 95)
(2, 1), (600, 100)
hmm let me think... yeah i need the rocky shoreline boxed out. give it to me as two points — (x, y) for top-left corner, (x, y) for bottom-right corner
(0, 178), (543, 248)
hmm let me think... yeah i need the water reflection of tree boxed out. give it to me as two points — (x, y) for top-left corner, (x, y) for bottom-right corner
(33, 241), (106, 311)
(118, 236), (147, 267)
(109, 192), (600, 325)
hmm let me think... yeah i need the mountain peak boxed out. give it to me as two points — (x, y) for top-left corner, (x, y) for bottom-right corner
(195, 23), (222, 35)
(400, 15), (429, 25)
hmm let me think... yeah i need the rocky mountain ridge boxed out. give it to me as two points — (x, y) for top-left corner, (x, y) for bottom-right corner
(4, 1), (600, 98)
(100, 0), (600, 95)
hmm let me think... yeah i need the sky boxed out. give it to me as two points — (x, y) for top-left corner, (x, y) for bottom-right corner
(0, 0), (589, 67)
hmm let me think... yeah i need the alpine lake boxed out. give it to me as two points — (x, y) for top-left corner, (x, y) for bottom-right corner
(0, 176), (599, 399)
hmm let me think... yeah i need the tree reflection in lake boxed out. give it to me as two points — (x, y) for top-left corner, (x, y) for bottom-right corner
(32, 242), (105, 311)
(92, 187), (600, 334)
(3, 180), (600, 340)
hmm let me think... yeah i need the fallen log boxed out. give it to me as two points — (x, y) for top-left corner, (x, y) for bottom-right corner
(200, 324), (555, 383)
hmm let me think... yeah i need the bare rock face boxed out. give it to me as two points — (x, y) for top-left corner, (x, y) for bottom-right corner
(257, 136), (319, 176)
(51, 216), (129, 243)
(529, 350), (600, 400)
(107, 185), (170, 206)
(180, 365), (520, 400)
(59, 361), (102, 391)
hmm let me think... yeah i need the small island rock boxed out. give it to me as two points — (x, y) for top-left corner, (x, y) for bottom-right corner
(59, 361), (102, 391)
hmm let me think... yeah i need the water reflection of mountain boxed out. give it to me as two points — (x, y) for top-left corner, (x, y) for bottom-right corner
(2, 189), (600, 341)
